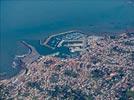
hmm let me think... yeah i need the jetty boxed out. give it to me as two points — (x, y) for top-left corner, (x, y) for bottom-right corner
(20, 41), (40, 66)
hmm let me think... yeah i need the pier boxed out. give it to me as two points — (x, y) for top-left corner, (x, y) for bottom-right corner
(20, 41), (40, 66)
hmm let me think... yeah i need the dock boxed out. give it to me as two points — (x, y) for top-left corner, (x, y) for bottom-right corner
(43, 30), (87, 52)
(20, 41), (40, 66)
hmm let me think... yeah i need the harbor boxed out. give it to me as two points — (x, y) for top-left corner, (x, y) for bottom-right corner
(16, 30), (103, 67)
(43, 30), (87, 52)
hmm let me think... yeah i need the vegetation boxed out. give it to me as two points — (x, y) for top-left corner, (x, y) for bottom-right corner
(126, 33), (134, 37)
(49, 73), (59, 83)
(64, 69), (78, 78)
(124, 40), (134, 46)
(91, 69), (104, 79)
(90, 56), (101, 64)
(0, 84), (9, 99)
(127, 90), (134, 99)
(47, 85), (93, 100)
(27, 81), (44, 91)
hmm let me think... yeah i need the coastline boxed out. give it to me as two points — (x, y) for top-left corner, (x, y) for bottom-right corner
(0, 41), (40, 80)
(1, 30), (134, 80)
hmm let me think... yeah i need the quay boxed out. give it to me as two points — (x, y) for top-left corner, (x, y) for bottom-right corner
(20, 41), (40, 66)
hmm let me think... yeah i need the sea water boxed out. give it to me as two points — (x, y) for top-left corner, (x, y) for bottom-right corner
(0, 0), (134, 78)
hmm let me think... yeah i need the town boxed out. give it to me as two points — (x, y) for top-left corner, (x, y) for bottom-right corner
(0, 31), (134, 100)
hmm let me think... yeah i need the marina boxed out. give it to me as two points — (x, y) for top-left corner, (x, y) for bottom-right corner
(15, 30), (106, 67)
(44, 30), (87, 52)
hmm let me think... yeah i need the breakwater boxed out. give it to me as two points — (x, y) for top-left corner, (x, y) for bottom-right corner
(19, 41), (40, 66)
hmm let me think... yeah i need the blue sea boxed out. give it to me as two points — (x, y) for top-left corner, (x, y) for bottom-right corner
(0, 0), (134, 78)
